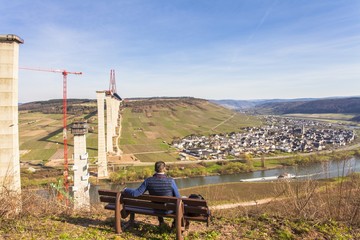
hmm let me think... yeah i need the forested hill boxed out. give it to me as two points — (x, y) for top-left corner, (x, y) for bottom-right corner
(19, 99), (97, 114)
(254, 97), (360, 114)
(213, 97), (360, 115)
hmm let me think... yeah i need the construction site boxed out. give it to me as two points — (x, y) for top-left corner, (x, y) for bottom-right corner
(0, 34), (124, 210)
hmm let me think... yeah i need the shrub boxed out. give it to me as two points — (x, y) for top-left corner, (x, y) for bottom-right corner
(219, 162), (252, 174)
(0, 189), (21, 219)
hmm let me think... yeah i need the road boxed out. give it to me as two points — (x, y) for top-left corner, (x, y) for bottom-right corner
(111, 142), (360, 167)
(252, 142), (360, 161)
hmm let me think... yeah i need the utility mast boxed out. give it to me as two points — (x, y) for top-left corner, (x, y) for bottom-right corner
(107, 69), (122, 101)
(109, 69), (116, 94)
(20, 67), (82, 205)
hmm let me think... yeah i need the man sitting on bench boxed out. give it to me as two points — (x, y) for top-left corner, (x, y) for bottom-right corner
(123, 161), (181, 226)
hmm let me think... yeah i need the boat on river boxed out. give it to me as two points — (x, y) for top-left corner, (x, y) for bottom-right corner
(240, 173), (296, 182)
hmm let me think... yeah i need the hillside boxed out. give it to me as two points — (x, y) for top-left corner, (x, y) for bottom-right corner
(213, 97), (360, 118)
(19, 99), (97, 115)
(211, 98), (316, 111)
(255, 97), (360, 115)
(19, 108), (99, 163)
(120, 98), (261, 162)
(18, 97), (261, 162)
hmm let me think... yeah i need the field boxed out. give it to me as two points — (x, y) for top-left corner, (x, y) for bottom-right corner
(120, 99), (261, 162)
(180, 182), (278, 205)
(19, 98), (262, 163)
(19, 110), (99, 162)
(284, 113), (359, 125)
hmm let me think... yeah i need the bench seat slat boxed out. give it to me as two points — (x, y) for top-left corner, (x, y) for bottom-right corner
(104, 204), (116, 210)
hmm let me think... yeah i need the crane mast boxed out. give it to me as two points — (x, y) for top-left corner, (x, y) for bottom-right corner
(20, 67), (82, 205)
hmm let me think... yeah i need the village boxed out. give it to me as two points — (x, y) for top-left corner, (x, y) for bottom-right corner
(173, 116), (356, 160)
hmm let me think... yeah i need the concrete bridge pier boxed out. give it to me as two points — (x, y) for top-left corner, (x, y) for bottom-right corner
(71, 121), (90, 211)
(96, 91), (108, 178)
(0, 35), (23, 203)
(105, 94), (113, 154)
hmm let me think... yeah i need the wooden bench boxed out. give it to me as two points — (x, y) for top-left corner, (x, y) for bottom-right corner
(98, 189), (211, 240)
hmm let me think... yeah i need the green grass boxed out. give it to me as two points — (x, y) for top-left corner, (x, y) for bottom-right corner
(1, 213), (358, 240)
(284, 113), (360, 126)
(284, 113), (356, 121)
(253, 158), (283, 168)
(134, 152), (179, 162)
(85, 133), (99, 158)
(180, 182), (279, 205)
(21, 149), (58, 161)
(120, 100), (261, 162)
(19, 111), (99, 161)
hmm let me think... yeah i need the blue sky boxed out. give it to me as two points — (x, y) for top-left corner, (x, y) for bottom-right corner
(1, 0), (359, 102)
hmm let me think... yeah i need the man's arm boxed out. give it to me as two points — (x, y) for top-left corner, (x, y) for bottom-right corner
(171, 179), (181, 198)
(123, 180), (147, 197)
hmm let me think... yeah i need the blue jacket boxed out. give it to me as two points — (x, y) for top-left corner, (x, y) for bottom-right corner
(124, 173), (180, 198)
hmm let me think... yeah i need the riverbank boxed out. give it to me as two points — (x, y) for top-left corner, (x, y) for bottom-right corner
(105, 148), (360, 186)
(19, 146), (360, 189)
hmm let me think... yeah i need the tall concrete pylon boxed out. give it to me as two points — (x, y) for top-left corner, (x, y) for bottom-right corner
(71, 121), (90, 211)
(105, 94), (113, 154)
(96, 91), (108, 178)
(0, 35), (23, 200)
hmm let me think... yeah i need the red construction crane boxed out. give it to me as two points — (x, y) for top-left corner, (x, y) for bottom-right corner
(20, 67), (82, 205)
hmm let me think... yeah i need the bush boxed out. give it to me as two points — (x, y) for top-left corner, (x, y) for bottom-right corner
(219, 162), (252, 174)
(109, 171), (127, 184)
(0, 189), (21, 219)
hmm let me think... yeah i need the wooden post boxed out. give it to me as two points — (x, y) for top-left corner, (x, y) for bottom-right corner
(175, 198), (184, 240)
(115, 192), (122, 233)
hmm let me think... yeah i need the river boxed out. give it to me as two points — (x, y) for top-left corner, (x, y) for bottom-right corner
(90, 157), (360, 203)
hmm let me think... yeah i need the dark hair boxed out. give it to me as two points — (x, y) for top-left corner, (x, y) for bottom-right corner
(155, 161), (166, 173)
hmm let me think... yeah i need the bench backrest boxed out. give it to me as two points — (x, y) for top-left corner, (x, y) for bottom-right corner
(121, 194), (180, 212)
(98, 189), (210, 239)
(98, 189), (118, 205)
(98, 189), (210, 218)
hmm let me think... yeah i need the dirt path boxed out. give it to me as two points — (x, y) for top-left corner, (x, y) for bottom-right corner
(211, 113), (236, 131)
(115, 113), (123, 155)
(210, 197), (278, 210)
